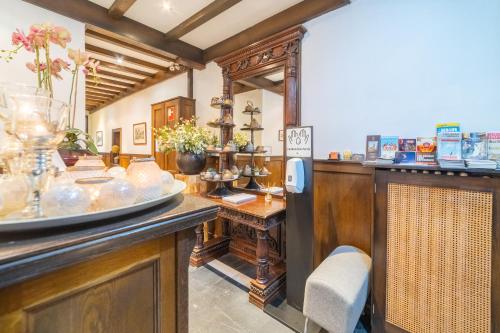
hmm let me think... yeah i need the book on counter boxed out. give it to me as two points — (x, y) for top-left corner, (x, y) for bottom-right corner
(437, 132), (462, 160)
(465, 159), (497, 170)
(416, 137), (437, 164)
(436, 122), (460, 134)
(462, 132), (487, 160)
(222, 193), (257, 205)
(487, 132), (500, 160)
(365, 135), (381, 161)
(438, 159), (466, 169)
(395, 151), (416, 164)
(380, 136), (399, 159)
(398, 138), (417, 152)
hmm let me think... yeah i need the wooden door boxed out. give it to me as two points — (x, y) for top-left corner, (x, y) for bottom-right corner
(151, 102), (165, 169)
(164, 100), (178, 171)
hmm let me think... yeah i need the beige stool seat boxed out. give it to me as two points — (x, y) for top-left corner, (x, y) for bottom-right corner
(303, 245), (372, 333)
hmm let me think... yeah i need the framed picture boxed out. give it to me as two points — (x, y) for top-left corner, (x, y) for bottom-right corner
(96, 131), (103, 147)
(133, 122), (147, 145)
(278, 129), (284, 142)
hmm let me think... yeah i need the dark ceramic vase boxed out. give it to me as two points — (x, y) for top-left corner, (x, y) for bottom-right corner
(58, 149), (90, 167)
(176, 151), (206, 175)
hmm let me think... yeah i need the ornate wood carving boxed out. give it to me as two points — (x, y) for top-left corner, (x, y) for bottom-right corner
(218, 207), (285, 230)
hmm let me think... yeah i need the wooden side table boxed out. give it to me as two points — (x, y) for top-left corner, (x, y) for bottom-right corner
(190, 194), (286, 308)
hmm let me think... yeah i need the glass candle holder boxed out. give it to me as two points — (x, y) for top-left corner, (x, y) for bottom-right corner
(0, 174), (29, 216)
(97, 178), (138, 210)
(41, 181), (91, 217)
(126, 158), (162, 202)
(75, 177), (113, 211)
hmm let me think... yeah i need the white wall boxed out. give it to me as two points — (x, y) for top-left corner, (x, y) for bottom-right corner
(262, 90), (284, 155)
(88, 73), (187, 154)
(0, 1), (86, 130)
(193, 61), (223, 130)
(233, 89), (263, 145)
(302, 0), (500, 158)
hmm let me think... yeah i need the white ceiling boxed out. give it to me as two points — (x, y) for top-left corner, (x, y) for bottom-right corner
(265, 71), (284, 82)
(88, 0), (303, 49)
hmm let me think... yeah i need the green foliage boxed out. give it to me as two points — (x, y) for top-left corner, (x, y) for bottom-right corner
(233, 132), (250, 149)
(58, 128), (98, 155)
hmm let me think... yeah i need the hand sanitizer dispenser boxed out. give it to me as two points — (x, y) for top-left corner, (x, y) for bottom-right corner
(285, 158), (304, 193)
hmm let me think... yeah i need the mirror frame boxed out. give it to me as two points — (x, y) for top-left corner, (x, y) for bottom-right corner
(214, 25), (305, 185)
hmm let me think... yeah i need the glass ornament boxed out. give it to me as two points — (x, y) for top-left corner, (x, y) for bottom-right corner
(161, 171), (175, 193)
(97, 178), (138, 210)
(40, 182), (91, 217)
(75, 177), (112, 211)
(126, 158), (162, 202)
(0, 174), (29, 216)
(106, 166), (126, 179)
(74, 155), (105, 168)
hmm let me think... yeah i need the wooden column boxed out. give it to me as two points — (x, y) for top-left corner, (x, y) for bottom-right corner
(256, 230), (270, 284)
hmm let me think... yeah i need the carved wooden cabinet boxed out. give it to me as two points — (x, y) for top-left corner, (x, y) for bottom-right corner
(151, 96), (195, 171)
(373, 168), (500, 333)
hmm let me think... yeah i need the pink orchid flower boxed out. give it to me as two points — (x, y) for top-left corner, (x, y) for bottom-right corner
(12, 29), (33, 52)
(50, 26), (71, 48)
(26, 61), (47, 73)
(68, 48), (89, 66)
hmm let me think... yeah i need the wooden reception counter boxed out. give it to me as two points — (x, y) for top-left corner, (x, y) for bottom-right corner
(0, 194), (218, 333)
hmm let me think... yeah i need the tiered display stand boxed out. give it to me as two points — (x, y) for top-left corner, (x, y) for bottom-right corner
(201, 100), (239, 198)
(239, 105), (270, 190)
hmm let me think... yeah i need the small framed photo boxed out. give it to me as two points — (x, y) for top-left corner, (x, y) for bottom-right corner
(133, 122), (147, 145)
(278, 129), (284, 142)
(96, 131), (103, 146)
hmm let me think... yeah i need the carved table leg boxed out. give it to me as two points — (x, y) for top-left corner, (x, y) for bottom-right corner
(256, 230), (270, 284)
(222, 219), (230, 238)
(193, 223), (204, 250)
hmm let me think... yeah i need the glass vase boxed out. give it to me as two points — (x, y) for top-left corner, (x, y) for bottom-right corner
(126, 158), (162, 202)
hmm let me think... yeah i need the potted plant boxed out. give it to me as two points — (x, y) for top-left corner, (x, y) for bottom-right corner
(2, 23), (100, 166)
(155, 118), (211, 175)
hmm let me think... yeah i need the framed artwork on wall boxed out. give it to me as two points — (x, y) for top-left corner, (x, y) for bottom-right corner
(96, 131), (103, 146)
(133, 122), (147, 145)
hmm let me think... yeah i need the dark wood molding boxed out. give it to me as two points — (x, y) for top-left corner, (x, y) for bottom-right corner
(204, 0), (349, 62)
(108, 0), (136, 19)
(86, 43), (172, 72)
(233, 81), (255, 94)
(22, 0), (204, 68)
(165, 0), (241, 41)
(187, 68), (193, 98)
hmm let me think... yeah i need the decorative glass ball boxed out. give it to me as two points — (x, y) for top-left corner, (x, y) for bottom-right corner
(75, 177), (112, 211)
(97, 178), (138, 210)
(41, 182), (91, 217)
(126, 158), (162, 202)
(161, 171), (175, 193)
(107, 166), (127, 179)
(0, 175), (29, 216)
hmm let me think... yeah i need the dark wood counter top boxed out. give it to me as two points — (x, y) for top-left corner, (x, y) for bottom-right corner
(0, 194), (218, 289)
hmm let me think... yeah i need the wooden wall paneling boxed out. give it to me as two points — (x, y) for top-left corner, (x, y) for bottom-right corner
(313, 161), (374, 267)
(0, 237), (176, 333)
(151, 102), (165, 169)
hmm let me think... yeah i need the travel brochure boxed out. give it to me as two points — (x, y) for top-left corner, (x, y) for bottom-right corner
(365, 123), (500, 170)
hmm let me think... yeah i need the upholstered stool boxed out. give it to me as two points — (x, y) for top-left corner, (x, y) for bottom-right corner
(303, 245), (372, 333)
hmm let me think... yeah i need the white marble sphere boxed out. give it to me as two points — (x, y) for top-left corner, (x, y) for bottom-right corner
(0, 175), (29, 216)
(41, 182), (91, 217)
(97, 178), (138, 210)
(161, 171), (175, 193)
(106, 166), (127, 179)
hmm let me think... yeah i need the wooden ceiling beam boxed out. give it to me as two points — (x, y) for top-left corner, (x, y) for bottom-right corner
(86, 76), (135, 88)
(92, 67), (144, 82)
(165, 0), (241, 41)
(86, 85), (122, 93)
(90, 70), (185, 113)
(95, 60), (155, 77)
(204, 0), (350, 62)
(86, 43), (171, 72)
(88, 81), (128, 92)
(238, 77), (283, 96)
(86, 87), (116, 95)
(108, 0), (136, 19)
(86, 90), (116, 99)
(233, 81), (256, 95)
(22, 0), (204, 68)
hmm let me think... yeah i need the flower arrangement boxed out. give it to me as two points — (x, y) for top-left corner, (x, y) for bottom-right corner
(155, 118), (212, 155)
(1, 23), (99, 154)
(233, 132), (250, 150)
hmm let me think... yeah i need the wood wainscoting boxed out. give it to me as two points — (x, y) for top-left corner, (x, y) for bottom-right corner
(312, 160), (374, 267)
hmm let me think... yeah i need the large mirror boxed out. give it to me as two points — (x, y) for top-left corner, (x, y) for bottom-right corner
(231, 66), (285, 196)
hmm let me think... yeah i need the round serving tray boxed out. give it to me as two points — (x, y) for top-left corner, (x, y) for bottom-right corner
(200, 175), (239, 183)
(0, 180), (187, 232)
(242, 110), (261, 115)
(236, 150), (267, 155)
(207, 121), (236, 128)
(240, 127), (264, 131)
(241, 173), (271, 178)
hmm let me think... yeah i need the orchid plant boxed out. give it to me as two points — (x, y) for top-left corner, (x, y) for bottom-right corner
(1, 23), (99, 154)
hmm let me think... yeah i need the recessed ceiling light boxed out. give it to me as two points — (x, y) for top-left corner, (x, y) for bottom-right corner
(116, 56), (123, 64)
(162, 1), (172, 11)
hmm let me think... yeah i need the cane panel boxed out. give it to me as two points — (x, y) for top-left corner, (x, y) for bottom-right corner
(386, 183), (492, 333)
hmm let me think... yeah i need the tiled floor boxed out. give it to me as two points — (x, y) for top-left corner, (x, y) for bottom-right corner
(189, 264), (293, 333)
(188, 254), (369, 333)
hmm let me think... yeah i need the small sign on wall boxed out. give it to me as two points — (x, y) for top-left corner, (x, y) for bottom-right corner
(286, 126), (312, 158)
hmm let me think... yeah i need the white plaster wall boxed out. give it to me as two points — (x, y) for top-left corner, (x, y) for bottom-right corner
(193, 61), (223, 131)
(302, 0), (500, 158)
(233, 89), (263, 146)
(0, 1), (86, 130)
(261, 90), (284, 155)
(88, 73), (187, 154)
